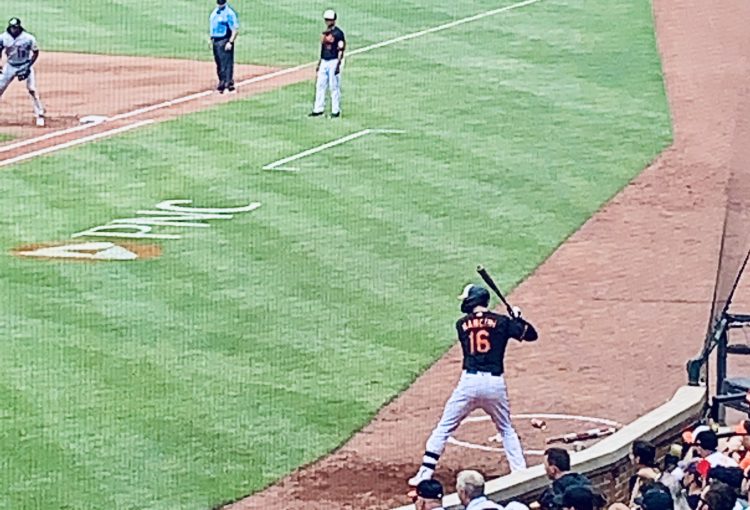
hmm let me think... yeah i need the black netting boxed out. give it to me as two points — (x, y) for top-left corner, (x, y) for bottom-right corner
(708, 93), (750, 332)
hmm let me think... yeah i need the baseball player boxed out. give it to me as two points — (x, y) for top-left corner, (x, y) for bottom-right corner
(309, 9), (345, 118)
(0, 18), (45, 126)
(408, 284), (538, 487)
(209, 0), (239, 93)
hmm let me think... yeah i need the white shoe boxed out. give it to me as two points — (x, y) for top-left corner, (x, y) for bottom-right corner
(407, 466), (433, 487)
(36, 116), (45, 127)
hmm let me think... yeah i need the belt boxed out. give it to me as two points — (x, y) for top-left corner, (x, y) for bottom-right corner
(464, 369), (502, 377)
(212, 35), (229, 41)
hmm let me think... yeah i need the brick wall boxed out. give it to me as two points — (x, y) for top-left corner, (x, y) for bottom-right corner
(392, 386), (707, 510)
(493, 394), (702, 508)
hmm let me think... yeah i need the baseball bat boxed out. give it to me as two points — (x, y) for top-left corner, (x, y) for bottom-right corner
(476, 265), (514, 316)
(545, 427), (618, 445)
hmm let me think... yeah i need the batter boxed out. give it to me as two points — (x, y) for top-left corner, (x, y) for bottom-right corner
(0, 18), (45, 126)
(408, 284), (538, 487)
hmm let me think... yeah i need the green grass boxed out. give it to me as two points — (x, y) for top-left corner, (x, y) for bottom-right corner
(0, 133), (14, 143)
(0, 1), (671, 509)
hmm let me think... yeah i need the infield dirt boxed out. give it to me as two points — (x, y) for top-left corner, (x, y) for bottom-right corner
(0, 53), (313, 162)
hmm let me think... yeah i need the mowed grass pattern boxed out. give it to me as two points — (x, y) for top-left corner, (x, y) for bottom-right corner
(0, 1), (670, 509)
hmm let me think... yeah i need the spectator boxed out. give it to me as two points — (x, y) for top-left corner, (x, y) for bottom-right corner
(412, 479), (445, 510)
(708, 467), (744, 493)
(629, 441), (661, 507)
(560, 485), (607, 510)
(640, 486), (675, 510)
(707, 467), (747, 510)
(682, 462), (708, 510)
(701, 482), (739, 510)
(540, 448), (593, 510)
(742, 468), (750, 499)
(456, 470), (503, 510)
(694, 431), (739, 469)
(725, 421), (750, 470)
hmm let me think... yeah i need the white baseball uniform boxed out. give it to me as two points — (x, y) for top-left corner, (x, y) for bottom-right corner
(409, 303), (538, 487)
(0, 31), (45, 119)
(312, 25), (345, 116)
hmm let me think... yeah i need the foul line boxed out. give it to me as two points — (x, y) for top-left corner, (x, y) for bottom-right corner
(0, 120), (155, 168)
(347, 0), (544, 56)
(262, 129), (404, 171)
(0, 0), (544, 166)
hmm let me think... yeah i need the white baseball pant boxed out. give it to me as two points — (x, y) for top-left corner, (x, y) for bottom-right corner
(0, 63), (45, 117)
(425, 371), (527, 471)
(313, 59), (341, 115)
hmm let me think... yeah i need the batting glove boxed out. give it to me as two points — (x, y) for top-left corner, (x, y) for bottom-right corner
(511, 306), (522, 319)
(224, 41), (233, 51)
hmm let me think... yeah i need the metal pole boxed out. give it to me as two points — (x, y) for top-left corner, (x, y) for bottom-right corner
(716, 321), (729, 424)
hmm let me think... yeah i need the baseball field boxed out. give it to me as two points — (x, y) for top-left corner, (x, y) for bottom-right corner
(0, 1), (672, 509)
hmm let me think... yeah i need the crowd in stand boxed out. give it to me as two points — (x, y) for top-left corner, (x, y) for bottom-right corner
(411, 420), (750, 510)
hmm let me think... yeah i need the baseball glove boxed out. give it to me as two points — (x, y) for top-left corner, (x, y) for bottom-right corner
(16, 64), (31, 81)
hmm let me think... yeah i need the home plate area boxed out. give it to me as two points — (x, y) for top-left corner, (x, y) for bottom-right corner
(448, 413), (623, 457)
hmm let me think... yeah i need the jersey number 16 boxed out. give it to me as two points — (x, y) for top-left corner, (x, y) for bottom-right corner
(469, 330), (491, 354)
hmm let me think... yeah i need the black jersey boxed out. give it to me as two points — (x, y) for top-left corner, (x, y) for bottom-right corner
(321, 26), (345, 61)
(456, 310), (537, 375)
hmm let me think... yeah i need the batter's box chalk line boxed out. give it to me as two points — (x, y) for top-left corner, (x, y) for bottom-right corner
(447, 412), (623, 456)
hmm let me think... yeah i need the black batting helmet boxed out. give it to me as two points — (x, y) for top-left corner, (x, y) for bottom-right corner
(7, 18), (23, 35)
(458, 284), (490, 313)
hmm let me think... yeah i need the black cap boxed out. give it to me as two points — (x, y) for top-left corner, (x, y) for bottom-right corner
(560, 485), (596, 510)
(708, 466), (744, 489)
(8, 17), (21, 27)
(694, 430), (719, 451)
(216, 0), (227, 4)
(640, 490), (674, 510)
(416, 479), (443, 500)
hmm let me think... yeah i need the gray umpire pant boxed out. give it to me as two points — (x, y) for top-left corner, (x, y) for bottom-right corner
(212, 37), (234, 88)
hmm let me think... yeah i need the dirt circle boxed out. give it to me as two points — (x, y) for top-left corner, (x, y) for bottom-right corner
(449, 413), (622, 458)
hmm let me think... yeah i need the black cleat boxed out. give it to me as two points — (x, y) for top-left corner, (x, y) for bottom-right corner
(217, 82), (226, 93)
(227, 83), (236, 92)
(330, 112), (341, 118)
(308, 112), (324, 117)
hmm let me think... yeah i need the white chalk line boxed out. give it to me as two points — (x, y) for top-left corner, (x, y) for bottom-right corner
(0, 120), (106, 153)
(463, 413), (623, 427)
(0, 0), (544, 166)
(0, 120), (155, 168)
(347, 0), (544, 57)
(447, 413), (623, 455)
(264, 129), (372, 170)
(0, 67), (311, 156)
(263, 129), (406, 171)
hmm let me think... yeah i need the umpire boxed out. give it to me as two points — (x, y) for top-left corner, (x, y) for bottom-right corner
(209, 0), (239, 93)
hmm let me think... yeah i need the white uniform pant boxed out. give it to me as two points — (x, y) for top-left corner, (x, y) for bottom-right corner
(0, 64), (45, 117)
(426, 371), (527, 471)
(313, 59), (341, 115)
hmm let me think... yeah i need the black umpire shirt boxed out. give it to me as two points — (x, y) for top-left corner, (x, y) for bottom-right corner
(321, 26), (345, 61)
(457, 311), (538, 375)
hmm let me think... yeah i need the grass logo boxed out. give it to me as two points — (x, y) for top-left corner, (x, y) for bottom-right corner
(14, 242), (161, 261)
